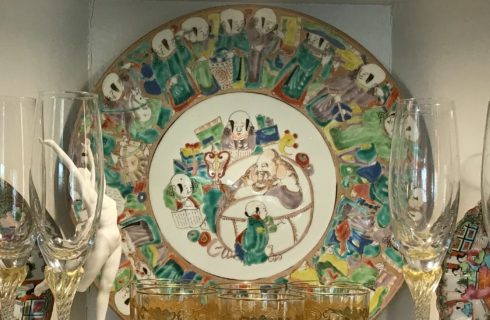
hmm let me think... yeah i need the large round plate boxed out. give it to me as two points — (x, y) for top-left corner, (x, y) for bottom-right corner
(93, 5), (403, 319)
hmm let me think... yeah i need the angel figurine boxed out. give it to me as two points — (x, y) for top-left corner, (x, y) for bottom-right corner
(34, 139), (122, 320)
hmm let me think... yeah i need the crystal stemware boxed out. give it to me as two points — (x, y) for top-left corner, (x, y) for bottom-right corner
(30, 91), (104, 320)
(389, 98), (460, 320)
(0, 96), (36, 320)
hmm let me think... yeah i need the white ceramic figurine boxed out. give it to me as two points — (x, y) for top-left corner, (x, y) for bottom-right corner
(34, 139), (122, 320)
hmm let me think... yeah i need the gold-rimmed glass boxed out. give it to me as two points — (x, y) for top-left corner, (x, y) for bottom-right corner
(289, 283), (370, 320)
(130, 280), (218, 319)
(218, 290), (304, 319)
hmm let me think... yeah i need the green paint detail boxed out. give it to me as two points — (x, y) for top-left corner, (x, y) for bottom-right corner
(126, 42), (151, 63)
(316, 261), (345, 278)
(163, 176), (204, 211)
(376, 204), (391, 228)
(329, 107), (391, 160)
(339, 163), (363, 188)
(125, 194), (145, 210)
(370, 287), (388, 316)
(363, 243), (381, 257)
(356, 144), (377, 163)
(130, 99), (173, 144)
(275, 42), (325, 100)
(152, 39), (195, 107)
(194, 121), (224, 148)
(104, 166), (132, 197)
(154, 259), (184, 280)
(187, 230), (200, 242)
(349, 264), (378, 288)
(114, 268), (131, 291)
(202, 189), (223, 233)
(241, 216), (269, 266)
(102, 133), (116, 157)
(384, 247), (404, 269)
(370, 175), (389, 204)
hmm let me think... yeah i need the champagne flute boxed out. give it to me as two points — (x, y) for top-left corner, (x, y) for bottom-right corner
(481, 102), (490, 234)
(0, 96), (36, 320)
(30, 91), (104, 320)
(389, 98), (460, 320)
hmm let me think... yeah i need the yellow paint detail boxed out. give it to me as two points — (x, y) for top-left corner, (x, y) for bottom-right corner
(350, 102), (362, 115)
(280, 16), (301, 48)
(369, 287), (387, 314)
(318, 253), (349, 276)
(337, 49), (363, 71)
(256, 227), (266, 234)
(340, 155), (355, 163)
(290, 265), (320, 283)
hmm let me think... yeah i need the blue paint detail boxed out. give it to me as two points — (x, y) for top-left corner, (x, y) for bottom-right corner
(357, 162), (382, 183)
(256, 125), (280, 145)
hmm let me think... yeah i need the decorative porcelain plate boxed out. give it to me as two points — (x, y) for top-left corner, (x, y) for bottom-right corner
(437, 204), (490, 319)
(93, 5), (403, 319)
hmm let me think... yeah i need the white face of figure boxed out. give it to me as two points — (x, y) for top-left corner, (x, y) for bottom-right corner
(253, 8), (277, 35)
(114, 286), (130, 315)
(152, 29), (176, 58)
(120, 230), (136, 255)
(220, 9), (245, 34)
(356, 63), (386, 89)
(182, 17), (209, 43)
(170, 174), (193, 199)
(384, 112), (396, 137)
(128, 87), (147, 109)
(102, 73), (124, 102)
(228, 111), (251, 139)
(245, 200), (268, 218)
(134, 104), (151, 123)
(404, 115), (420, 142)
(306, 33), (329, 53)
(256, 149), (277, 177)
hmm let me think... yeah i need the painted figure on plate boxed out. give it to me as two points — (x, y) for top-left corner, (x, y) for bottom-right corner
(142, 28), (197, 111)
(231, 148), (303, 210)
(235, 200), (271, 265)
(214, 8), (250, 88)
(221, 110), (256, 161)
(245, 8), (282, 88)
(307, 63), (386, 126)
(101, 71), (172, 144)
(164, 173), (205, 229)
(273, 27), (338, 106)
(181, 16), (220, 95)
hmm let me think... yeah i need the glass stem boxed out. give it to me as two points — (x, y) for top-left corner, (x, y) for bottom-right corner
(402, 266), (442, 320)
(0, 265), (27, 320)
(45, 266), (84, 320)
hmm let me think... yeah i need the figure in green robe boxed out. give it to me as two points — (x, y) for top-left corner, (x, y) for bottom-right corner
(273, 27), (344, 107)
(181, 16), (219, 95)
(234, 200), (270, 266)
(145, 28), (197, 111)
(328, 107), (392, 160)
(214, 8), (250, 88)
